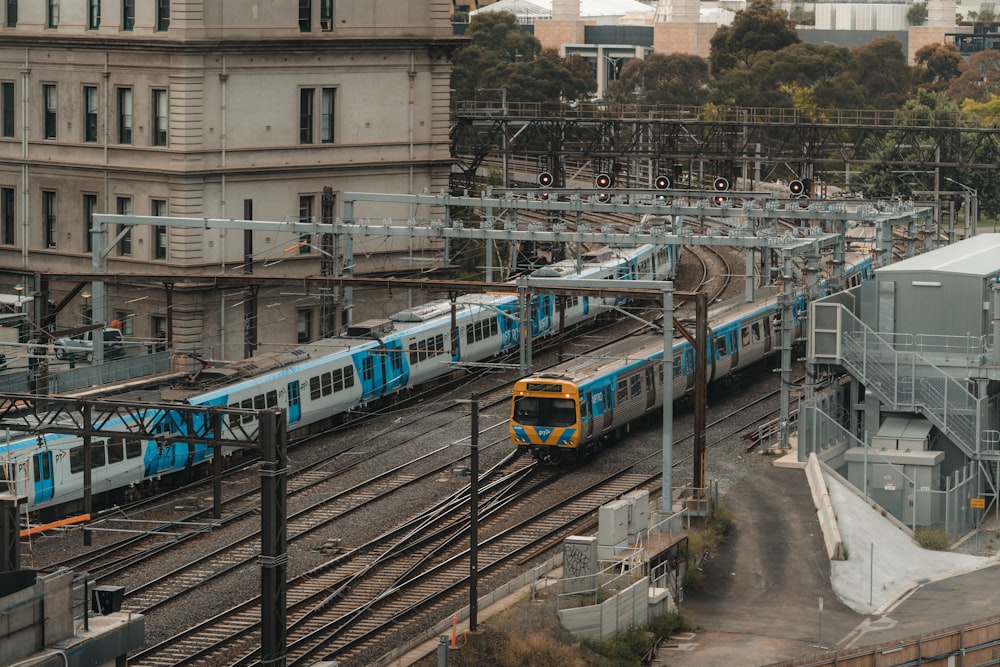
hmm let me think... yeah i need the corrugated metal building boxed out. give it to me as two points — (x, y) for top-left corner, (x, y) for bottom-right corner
(804, 235), (1000, 536)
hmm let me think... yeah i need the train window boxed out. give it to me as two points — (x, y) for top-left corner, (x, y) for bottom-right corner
(107, 439), (124, 464)
(741, 326), (751, 346)
(70, 448), (83, 474)
(254, 394), (266, 411)
(617, 379), (628, 402)
(91, 445), (105, 468)
(466, 318), (499, 345)
(322, 372), (333, 395)
(604, 386), (612, 408)
(715, 335), (728, 358)
(630, 374), (641, 397)
(673, 351), (683, 378)
(266, 390), (278, 408)
(580, 395), (589, 420)
(751, 322), (761, 342)
(513, 396), (574, 426)
(34, 452), (52, 482)
(362, 356), (374, 382)
(126, 438), (142, 459)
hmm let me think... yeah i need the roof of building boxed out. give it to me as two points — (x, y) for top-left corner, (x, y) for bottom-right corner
(471, 0), (655, 20)
(876, 233), (1000, 278)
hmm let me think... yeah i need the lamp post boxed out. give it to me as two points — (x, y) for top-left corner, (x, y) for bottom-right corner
(81, 290), (92, 325)
(944, 177), (978, 238)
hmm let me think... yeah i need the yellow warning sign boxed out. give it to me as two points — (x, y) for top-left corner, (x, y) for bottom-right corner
(970, 497), (986, 509)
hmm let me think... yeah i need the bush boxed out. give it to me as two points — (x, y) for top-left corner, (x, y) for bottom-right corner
(915, 525), (949, 551)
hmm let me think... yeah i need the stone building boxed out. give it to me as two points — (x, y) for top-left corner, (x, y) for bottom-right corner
(0, 1), (459, 359)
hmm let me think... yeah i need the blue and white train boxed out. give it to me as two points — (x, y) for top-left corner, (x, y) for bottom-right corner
(1, 242), (674, 517)
(509, 252), (874, 464)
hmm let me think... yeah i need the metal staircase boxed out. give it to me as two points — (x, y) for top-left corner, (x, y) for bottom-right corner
(835, 307), (989, 460)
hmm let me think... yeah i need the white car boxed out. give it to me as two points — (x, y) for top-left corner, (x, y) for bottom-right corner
(54, 328), (125, 361)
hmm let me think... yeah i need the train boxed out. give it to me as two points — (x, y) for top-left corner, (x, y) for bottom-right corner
(0, 242), (674, 517)
(509, 251), (874, 464)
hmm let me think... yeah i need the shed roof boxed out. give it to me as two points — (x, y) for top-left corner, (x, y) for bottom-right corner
(875, 233), (1000, 278)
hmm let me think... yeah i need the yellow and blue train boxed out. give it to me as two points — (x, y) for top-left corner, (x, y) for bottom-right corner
(510, 252), (873, 464)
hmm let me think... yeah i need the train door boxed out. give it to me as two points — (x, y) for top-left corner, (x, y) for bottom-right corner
(384, 340), (406, 391)
(602, 386), (613, 431)
(583, 391), (594, 438)
(645, 367), (656, 410)
(33, 451), (53, 504)
(287, 381), (301, 425)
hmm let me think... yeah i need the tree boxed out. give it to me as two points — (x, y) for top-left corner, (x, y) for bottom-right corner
(712, 42), (856, 108)
(907, 2), (928, 25)
(914, 43), (962, 92)
(450, 12), (593, 104)
(607, 53), (713, 105)
(847, 37), (913, 108)
(709, 0), (800, 76)
(450, 12), (542, 101)
(948, 49), (1000, 103)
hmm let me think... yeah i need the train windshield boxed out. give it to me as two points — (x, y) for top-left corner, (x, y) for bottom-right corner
(513, 396), (576, 427)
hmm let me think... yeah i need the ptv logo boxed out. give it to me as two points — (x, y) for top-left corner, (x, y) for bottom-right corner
(536, 427), (554, 441)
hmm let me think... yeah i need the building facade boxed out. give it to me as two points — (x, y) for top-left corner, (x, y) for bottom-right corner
(0, 1), (459, 359)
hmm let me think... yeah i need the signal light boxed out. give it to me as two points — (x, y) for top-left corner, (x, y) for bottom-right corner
(788, 179), (805, 197)
(597, 192), (610, 202)
(538, 171), (554, 187)
(713, 195), (728, 207)
(713, 177), (729, 192)
(654, 175), (671, 190)
(596, 173), (612, 188)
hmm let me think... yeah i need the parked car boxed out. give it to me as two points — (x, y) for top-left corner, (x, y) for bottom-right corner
(54, 328), (125, 361)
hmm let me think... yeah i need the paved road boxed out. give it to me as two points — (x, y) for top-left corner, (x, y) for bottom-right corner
(664, 460), (864, 666)
(662, 458), (1000, 666)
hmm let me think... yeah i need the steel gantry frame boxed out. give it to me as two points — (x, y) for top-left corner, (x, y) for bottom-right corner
(450, 104), (1000, 196)
(0, 396), (290, 667)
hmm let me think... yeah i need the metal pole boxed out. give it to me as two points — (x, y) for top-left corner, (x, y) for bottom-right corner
(469, 395), (480, 632)
(662, 287), (674, 513)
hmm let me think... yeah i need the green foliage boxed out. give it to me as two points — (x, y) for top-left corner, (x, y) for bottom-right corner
(451, 11), (591, 104)
(914, 525), (949, 550)
(607, 53), (712, 105)
(585, 612), (688, 666)
(949, 49), (1000, 104)
(914, 43), (962, 92)
(709, 0), (800, 76)
(907, 2), (928, 25)
(980, 8), (997, 21)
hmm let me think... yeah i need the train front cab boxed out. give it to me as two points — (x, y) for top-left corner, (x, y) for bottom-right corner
(510, 378), (581, 464)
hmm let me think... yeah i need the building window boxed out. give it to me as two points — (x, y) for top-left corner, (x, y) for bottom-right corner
(84, 86), (98, 142)
(152, 198), (167, 259)
(152, 89), (167, 146)
(1, 187), (13, 245)
(6, 0), (16, 27)
(298, 0), (311, 31)
(299, 88), (314, 144)
(42, 191), (56, 248)
(87, 0), (100, 28)
(156, 0), (168, 31)
(117, 87), (132, 144)
(47, 0), (58, 28)
(83, 193), (97, 253)
(116, 196), (131, 256)
(299, 195), (314, 254)
(42, 84), (56, 139)
(1, 82), (13, 138)
(122, 0), (134, 30)
(297, 309), (313, 343)
(321, 88), (335, 143)
(320, 0), (332, 30)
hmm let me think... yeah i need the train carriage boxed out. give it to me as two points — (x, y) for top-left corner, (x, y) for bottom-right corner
(1, 241), (676, 517)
